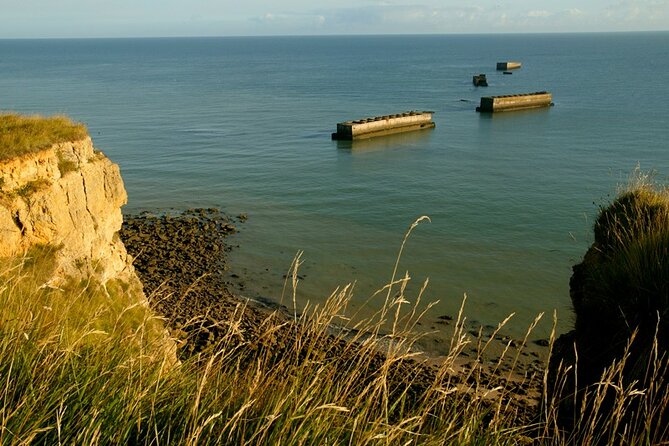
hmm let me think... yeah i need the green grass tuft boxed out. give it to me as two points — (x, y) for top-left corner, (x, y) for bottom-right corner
(0, 113), (88, 161)
(56, 152), (79, 176)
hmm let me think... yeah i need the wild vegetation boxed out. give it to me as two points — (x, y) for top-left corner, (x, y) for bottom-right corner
(1, 212), (668, 444)
(0, 227), (540, 445)
(553, 171), (669, 442)
(0, 113), (87, 161)
(572, 172), (669, 367)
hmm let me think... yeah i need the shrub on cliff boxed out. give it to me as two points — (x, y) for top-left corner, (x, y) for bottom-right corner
(0, 113), (87, 161)
(570, 181), (669, 379)
(542, 178), (669, 443)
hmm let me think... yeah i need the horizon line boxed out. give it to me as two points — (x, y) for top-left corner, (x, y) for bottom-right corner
(1, 29), (667, 41)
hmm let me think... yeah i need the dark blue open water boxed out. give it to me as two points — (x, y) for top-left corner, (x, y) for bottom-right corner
(2, 33), (668, 336)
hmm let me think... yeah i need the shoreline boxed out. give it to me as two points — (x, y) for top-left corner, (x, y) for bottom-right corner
(120, 208), (550, 413)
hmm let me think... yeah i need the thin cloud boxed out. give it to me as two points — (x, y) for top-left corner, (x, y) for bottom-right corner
(527, 10), (552, 18)
(251, 11), (328, 29)
(307, 4), (494, 33)
(605, 0), (669, 23)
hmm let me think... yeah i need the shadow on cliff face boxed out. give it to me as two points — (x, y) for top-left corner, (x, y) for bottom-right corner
(549, 183), (669, 441)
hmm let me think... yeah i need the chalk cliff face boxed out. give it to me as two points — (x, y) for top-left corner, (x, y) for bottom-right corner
(0, 137), (133, 284)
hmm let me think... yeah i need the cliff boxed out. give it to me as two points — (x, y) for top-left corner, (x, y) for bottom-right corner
(0, 136), (134, 285)
(0, 121), (177, 363)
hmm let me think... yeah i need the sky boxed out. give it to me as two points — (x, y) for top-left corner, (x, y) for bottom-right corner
(0, 0), (667, 38)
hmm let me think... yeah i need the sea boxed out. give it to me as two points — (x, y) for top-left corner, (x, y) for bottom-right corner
(2, 33), (668, 339)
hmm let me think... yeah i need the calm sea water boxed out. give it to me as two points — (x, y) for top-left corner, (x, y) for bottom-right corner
(2, 33), (668, 337)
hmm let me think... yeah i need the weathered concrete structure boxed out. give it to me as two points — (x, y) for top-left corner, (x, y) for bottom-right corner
(472, 74), (488, 87)
(476, 91), (553, 113)
(496, 61), (522, 70)
(331, 111), (435, 140)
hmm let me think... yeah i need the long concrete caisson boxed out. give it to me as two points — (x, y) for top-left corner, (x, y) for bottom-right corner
(331, 111), (435, 140)
(496, 62), (522, 70)
(476, 92), (553, 113)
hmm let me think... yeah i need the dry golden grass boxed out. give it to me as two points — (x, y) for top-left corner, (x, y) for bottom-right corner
(0, 240), (541, 445)
(1, 232), (668, 444)
(0, 113), (88, 161)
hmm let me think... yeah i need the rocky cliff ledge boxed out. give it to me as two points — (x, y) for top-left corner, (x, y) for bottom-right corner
(0, 136), (134, 285)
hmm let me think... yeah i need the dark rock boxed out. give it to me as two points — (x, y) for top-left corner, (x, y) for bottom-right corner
(120, 208), (251, 355)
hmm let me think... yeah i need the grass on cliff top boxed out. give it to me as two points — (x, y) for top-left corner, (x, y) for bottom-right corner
(0, 113), (88, 161)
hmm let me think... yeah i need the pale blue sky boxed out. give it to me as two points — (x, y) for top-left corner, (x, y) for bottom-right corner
(1, 0), (667, 38)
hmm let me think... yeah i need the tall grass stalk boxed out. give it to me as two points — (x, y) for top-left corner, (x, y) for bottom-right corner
(543, 331), (669, 445)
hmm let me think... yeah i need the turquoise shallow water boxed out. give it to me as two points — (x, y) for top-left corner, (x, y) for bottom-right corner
(2, 33), (669, 337)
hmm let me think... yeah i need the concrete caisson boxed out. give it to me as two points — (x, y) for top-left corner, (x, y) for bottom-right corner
(476, 92), (553, 113)
(332, 111), (435, 140)
(496, 62), (522, 70)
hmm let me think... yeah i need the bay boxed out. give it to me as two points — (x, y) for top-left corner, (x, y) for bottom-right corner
(1, 32), (668, 338)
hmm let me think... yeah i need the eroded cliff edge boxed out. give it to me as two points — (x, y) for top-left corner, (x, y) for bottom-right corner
(0, 136), (134, 285)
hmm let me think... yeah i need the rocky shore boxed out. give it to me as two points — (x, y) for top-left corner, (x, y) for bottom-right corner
(120, 208), (272, 356)
(120, 208), (547, 422)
